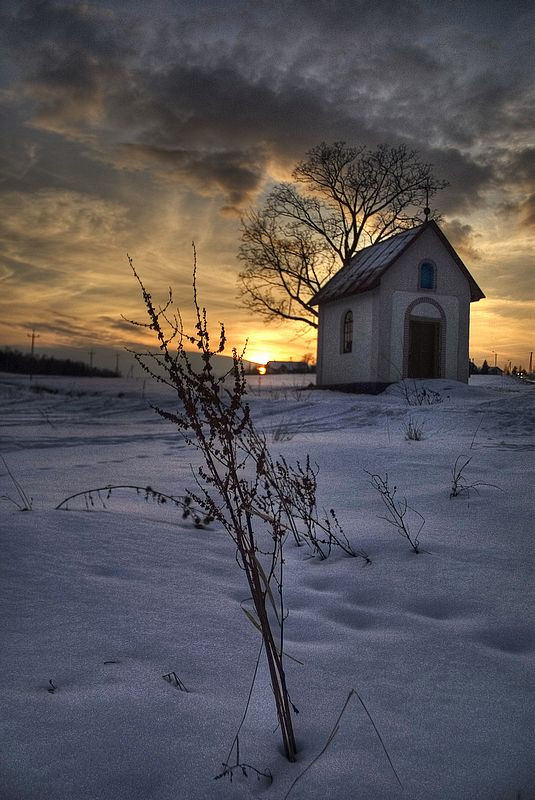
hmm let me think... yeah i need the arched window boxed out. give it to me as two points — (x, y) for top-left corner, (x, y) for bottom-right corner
(419, 261), (436, 290)
(342, 310), (353, 353)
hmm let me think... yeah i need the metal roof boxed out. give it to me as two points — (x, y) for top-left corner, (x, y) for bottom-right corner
(310, 221), (484, 305)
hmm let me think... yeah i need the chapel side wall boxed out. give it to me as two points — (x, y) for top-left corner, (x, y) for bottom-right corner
(316, 292), (374, 385)
(315, 305), (325, 384)
(457, 302), (470, 382)
(375, 226), (472, 383)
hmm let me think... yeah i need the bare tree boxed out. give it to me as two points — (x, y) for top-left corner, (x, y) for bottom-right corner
(238, 142), (446, 328)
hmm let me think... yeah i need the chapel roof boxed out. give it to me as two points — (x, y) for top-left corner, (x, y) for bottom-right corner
(310, 220), (484, 305)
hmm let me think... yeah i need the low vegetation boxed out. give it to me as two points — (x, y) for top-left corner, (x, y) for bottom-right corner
(0, 348), (119, 378)
(53, 251), (366, 765)
(0, 455), (33, 512)
(403, 416), (425, 441)
(398, 379), (443, 406)
(449, 455), (501, 499)
(367, 471), (425, 554)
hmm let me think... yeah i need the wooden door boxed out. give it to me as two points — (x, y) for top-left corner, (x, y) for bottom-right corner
(408, 319), (441, 378)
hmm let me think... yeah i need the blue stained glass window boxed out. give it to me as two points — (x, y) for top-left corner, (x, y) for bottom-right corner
(419, 261), (435, 290)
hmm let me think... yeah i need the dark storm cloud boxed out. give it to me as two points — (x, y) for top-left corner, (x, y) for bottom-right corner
(0, 103), (119, 196)
(106, 57), (365, 203)
(3, 1), (350, 203)
(286, 0), (424, 35)
(2, 1), (131, 137)
(424, 147), (493, 214)
(436, 75), (534, 151)
(504, 148), (535, 187)
(486, 146), (535, 227)
(1, 0), (534, 213)
(118, 142), (264, 208)
(441, 219), (482, 262)
(0, 0), (532, 366)
(3, 0), (131, 91)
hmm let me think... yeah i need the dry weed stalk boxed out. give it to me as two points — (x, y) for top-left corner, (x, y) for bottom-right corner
(367, 471), (424, 553)
(57, 248), (367, 764)
(125, 249), (299, 760)
(449, 455), (501, 499)
(0, 455), (32, 511)
(398, 379), (442, 406)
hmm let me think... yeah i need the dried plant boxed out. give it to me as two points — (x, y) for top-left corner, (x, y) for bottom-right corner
(162, 671), (188, 692)
(249, 452), (369, 562)
(283, 688), (402, 799)
(398, 379), (442, 407)
(270, 416), (306, 442)
(124, 249), (299, 760)
(449, 455), (501, 499)
(57, 248), (367, 763)
(367, 471), (425, 554)
(403, 417), (425, 441)
(0, 454), (33, 511)
(56, 484), (213, 528)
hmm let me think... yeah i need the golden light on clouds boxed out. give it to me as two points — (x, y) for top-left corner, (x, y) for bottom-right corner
(0, 0), (532, 373)
(0, 171), (531, 372)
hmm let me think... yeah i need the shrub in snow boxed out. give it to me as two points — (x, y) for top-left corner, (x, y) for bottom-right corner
(120, 252), (367, 764)
(398, 379), (442, 406)
(124, 255), (296, 761)
(449, 455), (501, 499)
(57, 484), (213, 527)
(124, 253), (299, 761)
(367, 471), (425, 553)
(403, 417), (425, 441)
(0, 454), (32, 511)
(270, 415), (306, 442)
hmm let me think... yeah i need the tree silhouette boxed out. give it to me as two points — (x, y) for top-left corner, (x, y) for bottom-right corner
(238, 142), (446, 329)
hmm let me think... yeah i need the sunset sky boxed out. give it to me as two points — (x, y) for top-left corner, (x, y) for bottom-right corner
(0, 0), (533, 371)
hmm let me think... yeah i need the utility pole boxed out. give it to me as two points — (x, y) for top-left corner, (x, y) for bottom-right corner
(530, 352), (533, 374)
(27, 328), (40, 356)
(88, 349), (95, 369)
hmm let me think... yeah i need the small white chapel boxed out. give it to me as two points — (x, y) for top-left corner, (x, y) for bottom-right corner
(311, 220), (484, 393)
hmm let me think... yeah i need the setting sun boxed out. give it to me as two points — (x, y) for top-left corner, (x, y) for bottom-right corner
(246, 352), (272, 366)
(0, 1), (532, 376)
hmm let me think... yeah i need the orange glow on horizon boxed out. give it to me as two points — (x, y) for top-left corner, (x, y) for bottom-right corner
(246, 351), (272, 366)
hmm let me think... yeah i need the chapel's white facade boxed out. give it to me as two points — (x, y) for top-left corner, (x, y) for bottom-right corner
(312, 221), (484, 392)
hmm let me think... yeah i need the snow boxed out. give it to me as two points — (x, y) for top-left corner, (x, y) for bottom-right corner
(1, 372), (534, 800)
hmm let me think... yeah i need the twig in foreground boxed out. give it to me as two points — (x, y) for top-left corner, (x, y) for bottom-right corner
(283, 688), (402, 799)
(0, 454), (32, 511)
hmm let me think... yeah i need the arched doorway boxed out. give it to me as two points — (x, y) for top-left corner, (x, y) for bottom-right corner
(404, 299), (446, 379)
(408, 319), (440, 378)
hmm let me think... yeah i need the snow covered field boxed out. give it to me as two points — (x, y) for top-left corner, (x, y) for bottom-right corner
(1, 371), (533, 800)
